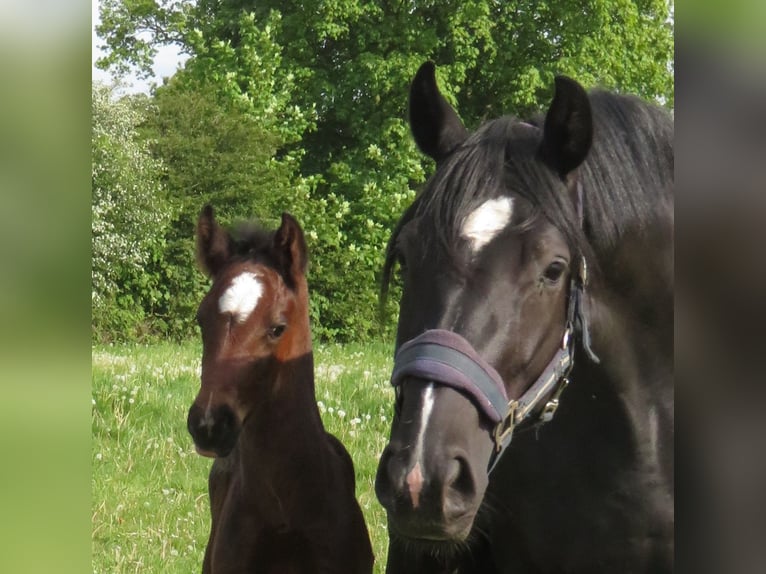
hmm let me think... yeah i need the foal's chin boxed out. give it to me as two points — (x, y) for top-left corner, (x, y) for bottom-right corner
(194, 436), (238, 459)
(194, 446), (217, 458)
(194, 445), (230, 458)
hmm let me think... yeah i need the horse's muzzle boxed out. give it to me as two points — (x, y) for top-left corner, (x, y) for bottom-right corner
(375, 427), (482, 544)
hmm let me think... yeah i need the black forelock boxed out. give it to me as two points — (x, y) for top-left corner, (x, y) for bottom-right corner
(382, 116), (589, 298)
(416, 118), (540, 249)
(229, 221), (277, 265)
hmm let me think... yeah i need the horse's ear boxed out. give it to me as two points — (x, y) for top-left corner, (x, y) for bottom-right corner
(196, 205), (231, 278)
(409, 61), (469, 162)
(273, 212), (308, 287)
(539, 76), (593, 177)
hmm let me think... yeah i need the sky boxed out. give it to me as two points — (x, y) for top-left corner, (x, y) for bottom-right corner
(92, 0), (188, 94)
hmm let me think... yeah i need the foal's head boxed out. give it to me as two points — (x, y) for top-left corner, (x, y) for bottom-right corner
(187, 206), (310, 458)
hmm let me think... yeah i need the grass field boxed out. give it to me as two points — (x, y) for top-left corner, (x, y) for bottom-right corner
(92, 341), (396, 573)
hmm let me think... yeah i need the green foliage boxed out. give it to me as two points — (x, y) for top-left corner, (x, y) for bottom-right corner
(94, 9), (321, 341)
(92, 83), (171, 340)
(95, 0), (673, 342)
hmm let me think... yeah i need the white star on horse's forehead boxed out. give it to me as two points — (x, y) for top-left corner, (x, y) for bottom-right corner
(461, 197), (514, 252)
(218, 272), (263, 323)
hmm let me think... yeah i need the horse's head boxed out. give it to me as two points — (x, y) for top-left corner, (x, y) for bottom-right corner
(375, 63), (595, 546)
(187, 206), (310, 458)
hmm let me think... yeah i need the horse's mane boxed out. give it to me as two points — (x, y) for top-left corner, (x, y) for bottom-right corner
(382, 89), (673, 300)
(577, 90), (673, 253)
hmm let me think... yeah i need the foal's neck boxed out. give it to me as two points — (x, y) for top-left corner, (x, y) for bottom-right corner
(235, 283), (330, 508)
(235, 350), (328, 497)
(248, 351), (323, 440)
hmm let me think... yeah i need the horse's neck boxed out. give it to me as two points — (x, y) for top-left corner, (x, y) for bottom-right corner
(589, 214), (674, 377)
(578, 274), (674, 484)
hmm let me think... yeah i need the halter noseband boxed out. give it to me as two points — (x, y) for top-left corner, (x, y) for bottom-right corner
(390, 182), (599, 474)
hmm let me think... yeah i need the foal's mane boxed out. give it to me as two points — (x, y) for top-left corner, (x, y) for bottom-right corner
(229, 222), (278, 265)
(382, 88), (673, 299)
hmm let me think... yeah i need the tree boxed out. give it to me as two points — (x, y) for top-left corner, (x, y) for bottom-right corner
(141, 71), (316, 338)
(96, 0), (674, 341)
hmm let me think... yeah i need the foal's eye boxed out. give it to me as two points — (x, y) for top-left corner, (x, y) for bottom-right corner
(542, 261), (567, 283)
(268, 324), (287, 339)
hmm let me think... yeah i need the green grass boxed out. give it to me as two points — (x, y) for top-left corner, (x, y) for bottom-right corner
(92, 341), (396, 573)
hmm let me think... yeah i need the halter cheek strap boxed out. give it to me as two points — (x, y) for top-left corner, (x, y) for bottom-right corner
(488, 255), (599, 472)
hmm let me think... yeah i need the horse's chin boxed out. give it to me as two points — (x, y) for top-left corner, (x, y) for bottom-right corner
(389, 520), (474, 558)
(392, 532), (471, 560)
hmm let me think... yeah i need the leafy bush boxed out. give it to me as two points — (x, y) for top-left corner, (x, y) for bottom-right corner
(94, 0), (674, 343)
(92, 83), (171, 341)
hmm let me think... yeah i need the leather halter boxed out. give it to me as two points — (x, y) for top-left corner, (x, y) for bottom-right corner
(390, 182), (599, 474)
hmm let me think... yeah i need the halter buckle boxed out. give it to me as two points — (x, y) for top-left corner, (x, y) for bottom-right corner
(539, 377), (570, 423)
(540, 398), (560, 423)
(562, 324), (573, 350)
(579, 257), (588, 286)
(493, 401), (518, 452)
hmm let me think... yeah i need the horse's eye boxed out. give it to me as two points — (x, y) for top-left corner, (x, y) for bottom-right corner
(396, 252), (408, 274)
(268, 324), (287, 339)
(542, 261), (567, 283)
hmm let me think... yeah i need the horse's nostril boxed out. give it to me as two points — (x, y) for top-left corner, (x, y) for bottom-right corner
(444, 456), (460, 484)
(436, 453), (481, 539)
(442, 453), (476, 517)
(374, 446), (399, 503)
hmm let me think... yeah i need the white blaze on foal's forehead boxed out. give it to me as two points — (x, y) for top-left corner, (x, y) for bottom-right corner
(218, 272), (263, 323)
(461, 197), (514, 252)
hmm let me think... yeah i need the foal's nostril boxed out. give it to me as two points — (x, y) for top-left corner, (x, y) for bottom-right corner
(187, 404), (202, 437)
(216, 406), (236, 436)
(199, 409), (215, 433)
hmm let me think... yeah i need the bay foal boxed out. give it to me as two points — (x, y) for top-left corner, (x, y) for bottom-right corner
(187, 206), (374, 574)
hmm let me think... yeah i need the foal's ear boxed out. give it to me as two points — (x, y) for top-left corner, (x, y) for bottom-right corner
(196, 205), (232, 277)
(539, 76), (593, 177)
(273, 212), (308, 288)
(409, 61), (469, 162)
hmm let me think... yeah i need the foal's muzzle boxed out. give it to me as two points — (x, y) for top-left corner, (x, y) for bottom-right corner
(187, 402), (240, 457)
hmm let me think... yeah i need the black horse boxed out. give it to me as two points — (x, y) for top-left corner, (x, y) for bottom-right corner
(375, 62), (673, 573)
